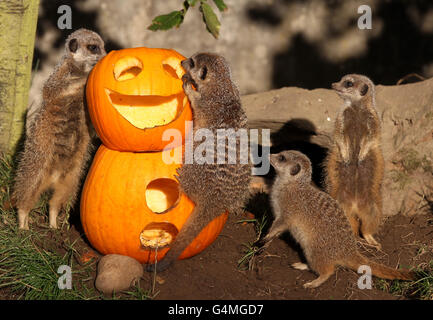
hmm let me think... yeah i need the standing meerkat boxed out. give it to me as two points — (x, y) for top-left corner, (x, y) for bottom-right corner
(325, 74), (384, 248)
(262, 150), (414, 288)
(13, 29), (106, 230)
(148, 53), (252, 272)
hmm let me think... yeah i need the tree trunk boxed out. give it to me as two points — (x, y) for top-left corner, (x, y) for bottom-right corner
(243, 78), (433, 216)
(0, 0), (39, 153)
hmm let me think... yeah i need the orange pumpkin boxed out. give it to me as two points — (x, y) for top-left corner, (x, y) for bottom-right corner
(80, 145), (228, 263)
(86, 47), (193, 152)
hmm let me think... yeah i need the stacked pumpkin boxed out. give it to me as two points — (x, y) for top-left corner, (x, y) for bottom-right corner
(81, 48), (228, 263)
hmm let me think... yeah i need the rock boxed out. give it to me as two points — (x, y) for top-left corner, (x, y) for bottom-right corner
(95, 254), (143, 294)
(243, 78), (433, 217)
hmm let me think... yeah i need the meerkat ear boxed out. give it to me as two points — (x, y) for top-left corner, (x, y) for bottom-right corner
(290, 163), (301, 176)
(360, 84), (369, 96)
(68, 39), (78, 53)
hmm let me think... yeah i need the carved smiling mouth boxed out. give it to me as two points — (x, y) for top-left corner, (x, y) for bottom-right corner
(105, 89), (188, 129)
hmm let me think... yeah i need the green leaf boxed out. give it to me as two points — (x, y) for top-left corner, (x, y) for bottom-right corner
(200, 3), (221, 38)
(187, 0), (199, 6)
(213, 0), (227, 12)
(148, 10), (184, 31)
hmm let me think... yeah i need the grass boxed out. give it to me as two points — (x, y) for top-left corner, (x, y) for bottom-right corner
(236, 215), (267, 270)
(0, 153), (152, 300)
(0, 225), (98, 299)
(237, 192), (270, 270)
(376, 262), (433, 300)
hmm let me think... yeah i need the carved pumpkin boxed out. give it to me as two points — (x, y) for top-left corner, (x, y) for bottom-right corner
(86, 47), (193, 152)
(80, 145), (228, 263)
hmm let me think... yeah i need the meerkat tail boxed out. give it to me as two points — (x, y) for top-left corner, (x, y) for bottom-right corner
(147, 205), (223, 272)
(344, 254), (416, 281)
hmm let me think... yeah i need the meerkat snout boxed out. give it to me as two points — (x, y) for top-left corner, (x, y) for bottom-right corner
(181, 57), (195, 71)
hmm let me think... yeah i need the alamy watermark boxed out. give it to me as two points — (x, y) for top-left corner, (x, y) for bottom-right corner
(57, 265), (72, 290)
(161, 122), (270, 176)
(358, 5), (372, 30)
(357, 265), (372, 289)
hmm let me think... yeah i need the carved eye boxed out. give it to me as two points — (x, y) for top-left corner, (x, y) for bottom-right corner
(343, 80), (353, 88)
(200, 66), (208, 80)
(278, 154), (286, 162)
(69, 38), (78, 53)
(87, 44), (100, 54)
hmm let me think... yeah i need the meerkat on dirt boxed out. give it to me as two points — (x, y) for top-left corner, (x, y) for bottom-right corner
(324, 74), (384, 248)
(147, 53), (252, 272)
(13, 29), (106, 230)
(260, 150), (414, 289)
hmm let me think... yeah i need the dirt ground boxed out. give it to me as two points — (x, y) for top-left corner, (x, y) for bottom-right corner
(64, 203), (432, 300)
(142, 212), (432, 300)
(1, 200), (432, 300)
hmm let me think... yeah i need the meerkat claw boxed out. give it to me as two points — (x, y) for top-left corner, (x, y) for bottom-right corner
(292, 262), (309, 271)
(364, 234), (381, 250)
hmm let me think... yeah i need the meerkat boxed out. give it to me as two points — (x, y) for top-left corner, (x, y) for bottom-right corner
(147, 53), (252, 272)
(324, 74), (384, 248)
(13, 29), (106, 230)
(260, 150), (414, 288)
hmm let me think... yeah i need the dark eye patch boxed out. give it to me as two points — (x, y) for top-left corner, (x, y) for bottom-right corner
(290, 163), (301, 176)
(68, 38), (78, 53)
(189, 58), (195, 69)
(360, 84), (369, 96)
(87, 44), (100, 54)
(278, 154), (286, 162)
(200, 66), (208, 80)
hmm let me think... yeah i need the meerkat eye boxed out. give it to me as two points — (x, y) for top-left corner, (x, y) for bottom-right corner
(189, 58), (195, 69)
(87, 44), (100, 54)
(69, 38), (78, 53)
(278, 154), (286, 162)
(343, 80), (353, 88)
(200, 66), (208, 80)
(290, 163), (301, 176)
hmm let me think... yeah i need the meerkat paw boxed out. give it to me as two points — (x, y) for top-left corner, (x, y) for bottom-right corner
(303, 274), (331, 289)
(146, 259), (173, 273)
(292, 262), (309, 271)
(18, 209), (29, 230)
(49, 210), (58, 229)
(182, 77), (200, 100)
(364, 234), (381, 250)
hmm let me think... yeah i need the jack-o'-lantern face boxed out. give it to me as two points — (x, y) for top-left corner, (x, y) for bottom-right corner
(86, 47), (192, 152)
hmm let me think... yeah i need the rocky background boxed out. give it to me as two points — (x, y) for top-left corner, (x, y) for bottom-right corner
(30, 0), (433, 102)
(29, 0), (433, 216)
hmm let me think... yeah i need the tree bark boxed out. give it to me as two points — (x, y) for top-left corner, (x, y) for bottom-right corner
(0, 0), (39, 153)
(243, 78), (433, 216)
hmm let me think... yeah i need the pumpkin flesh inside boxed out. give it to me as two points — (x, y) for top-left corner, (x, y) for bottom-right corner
(141, 179), (181, 248)
(140, 222), (179, 249)
(105, 89), (187, 129)
(145, 178), (180, 213)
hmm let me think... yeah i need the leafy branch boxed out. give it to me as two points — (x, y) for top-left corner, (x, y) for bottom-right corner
(148, 0), (227, 39)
